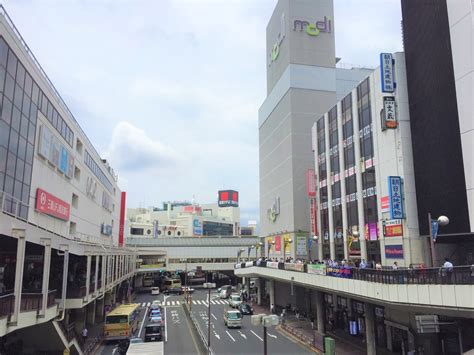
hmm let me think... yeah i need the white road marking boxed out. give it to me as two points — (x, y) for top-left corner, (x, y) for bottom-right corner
(171, 301), (176, 306)
(192, 300), (197, 304)
(112, 347), (117, 354)
(226, 330), (236, 342)
(196, 300), (202, 305)
(251, 330), (263, 341)
(138, 306), (148, 337)
(210, 301), (217, 304)
(141, 302), (146, 307)
(211, 313), (217, 320)
(214, 333), (221, 340)
(268, 333), (277, 339)
(147, 302), (151, 307)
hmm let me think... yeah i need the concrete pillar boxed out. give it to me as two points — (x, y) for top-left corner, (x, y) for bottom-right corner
(40, 238), (52, 316)
(60, 248), (69, 310)
(94, 255), (99, 295)
(268, 279), (275, 311)
(245, 277), (251, 294)
(95, 295), (105, 323)
(86, 300), (96, 326)
(11, 229), (26, 324)
(315, 291), (325, 334)
(351, 89), (367, 260)
(336, 100), (349, 260)
(257, 278), (262, 306)
(85, 255), (91, 299)
(101, 255), (106, 293)
(324, 112), (335, 260)
(386, 324), (393, 352)
(365, 303), (376, 355)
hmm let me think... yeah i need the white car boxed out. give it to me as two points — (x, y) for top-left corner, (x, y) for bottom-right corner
(228, 294), (242, 308)
(151, 287), (160, 295)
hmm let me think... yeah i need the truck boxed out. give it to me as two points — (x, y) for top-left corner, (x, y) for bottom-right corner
(126, 341), (164, 355)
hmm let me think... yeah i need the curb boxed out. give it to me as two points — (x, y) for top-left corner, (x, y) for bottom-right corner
(276, 325), (321, 354)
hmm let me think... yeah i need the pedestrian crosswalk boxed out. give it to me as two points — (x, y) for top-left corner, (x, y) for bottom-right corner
(140, 299), (231, 307)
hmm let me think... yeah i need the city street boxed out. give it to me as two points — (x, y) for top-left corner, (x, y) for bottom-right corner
(189, 289), (312, 355)
(98, 291), (198, 355)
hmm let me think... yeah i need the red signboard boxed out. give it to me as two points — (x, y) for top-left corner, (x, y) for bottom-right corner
(184, 205), (202, 214)
(119, 191), (126, 247)
(383, 219), (403, 237)
(274, 236), (281, 252)
(218, 190), (239, 207)
(310, 198), (318, 236)
(381, 196), (390, 212)
(306, 169), (317, 197)
(35, 188), (70, 221)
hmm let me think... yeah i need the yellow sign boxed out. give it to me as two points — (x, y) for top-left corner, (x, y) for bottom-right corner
(284, 234), (291, 253)
(266, 237), (273, 253)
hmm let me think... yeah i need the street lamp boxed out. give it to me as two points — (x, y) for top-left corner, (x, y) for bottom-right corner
(203, 282), (216, 354)
(283, 238), (293, 261)
(428, 214), (449, 267)
(251, 314), (280, 355)
(307, 235), (318, 261)
(255, 242), (263, 258)
(237, 248), (246, 263)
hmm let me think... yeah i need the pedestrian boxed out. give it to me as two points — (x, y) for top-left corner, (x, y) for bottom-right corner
(442, 258), (453, 271)
(81, 327), (88, 343)
(270, 303), (275, 314)
(376, 262), (382, 270)
(392, 261), (399, 270)
(359, 259), (367, 269)
(310, 315), (315, 330)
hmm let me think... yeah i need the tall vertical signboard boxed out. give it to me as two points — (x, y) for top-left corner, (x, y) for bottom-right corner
(119, 192), (126, 247)
(380, 53), (395, 93)
(307, 169), (318, 237)
(388, 176), (404, 219)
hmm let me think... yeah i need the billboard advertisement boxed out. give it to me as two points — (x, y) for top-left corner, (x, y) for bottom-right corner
(383, 219), (403, 237)
(385, 245), (404, 259)
(218, 190), (239, 207)
(193, 218), (203, 236)
(388, 176), (404, 219)
(306, 169), (317, 197)
(35, 188), (70, 221)
(274, 235), (281, 253)
(119, 192), (126, 247)
(296, 233), (307, 256)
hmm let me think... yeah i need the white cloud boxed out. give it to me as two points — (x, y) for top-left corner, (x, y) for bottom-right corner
(104, 121), (180, 172)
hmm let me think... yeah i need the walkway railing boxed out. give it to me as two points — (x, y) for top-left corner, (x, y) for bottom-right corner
(235, 261), (474, 285)
(0, 292), (14, 317)
(66, 285), (87, 299)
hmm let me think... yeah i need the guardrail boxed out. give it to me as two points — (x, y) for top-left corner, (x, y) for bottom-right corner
(182, 302), (214, 355)
(0, 292), (14, 317)
(235, 261), (474, 285)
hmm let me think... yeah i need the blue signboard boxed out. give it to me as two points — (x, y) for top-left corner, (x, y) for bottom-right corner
(385, 245), (404, 259)
(59, 146), (69, 174)
(388, 176), (404, 219)
(193, 218), (202, 236)
(380, 53), (395, 93)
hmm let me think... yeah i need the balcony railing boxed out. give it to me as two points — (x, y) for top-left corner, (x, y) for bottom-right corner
(47, 289), (57, 307)
(235, 261), (474, 285)
(20, 292), (42, 311)
(66, 286), (87, 299)
(0, 292), (14, 317)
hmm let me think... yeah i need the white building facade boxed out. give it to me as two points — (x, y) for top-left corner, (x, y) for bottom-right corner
(0, 5), (135, 353)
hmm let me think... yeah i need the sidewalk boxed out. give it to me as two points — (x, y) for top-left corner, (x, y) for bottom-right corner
(250, 304), (392, 355)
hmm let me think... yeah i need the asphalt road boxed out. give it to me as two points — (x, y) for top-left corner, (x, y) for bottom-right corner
(189, 289), (313, 355)
(98, 291), (198, 355)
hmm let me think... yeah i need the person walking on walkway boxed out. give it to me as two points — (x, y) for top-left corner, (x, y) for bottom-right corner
(81, 327), (88, 344)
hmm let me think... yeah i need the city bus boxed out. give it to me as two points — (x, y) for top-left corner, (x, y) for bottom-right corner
(162, 277), (182, 291)
(104, 303), (140, 341)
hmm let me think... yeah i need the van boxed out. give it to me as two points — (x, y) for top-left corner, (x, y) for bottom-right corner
(144, 324), (162, 342)
(223, 310), (242, 328)
(228, 294), (242, 308)
(219, 285), (232, 299)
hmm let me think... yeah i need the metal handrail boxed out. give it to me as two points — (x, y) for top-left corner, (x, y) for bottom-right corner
(0, 5), (118, 183)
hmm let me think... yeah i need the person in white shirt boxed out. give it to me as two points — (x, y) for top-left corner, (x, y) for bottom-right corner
(392, 262), (399, 270)
(443, 258), (453, 271)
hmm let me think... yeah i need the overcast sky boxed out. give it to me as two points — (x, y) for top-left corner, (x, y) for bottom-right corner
(3, 0), (403, 226)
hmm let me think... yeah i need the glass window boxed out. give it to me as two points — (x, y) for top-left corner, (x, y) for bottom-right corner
(29, 103), (37, 123)
(20, 115), (28, 139)
(4, 174), (14, 194)
(0, 172), (4, 191)
(41, 92), (47, 116)
(17, 136), (26, 160)
(364, 196), (378, 223)
(1, 97), (12, 125)
(11, 107), (20, 132)
(6, 50), (17, 77)
(21, 183), (29, 204)
(0, 120), (9, 148)
(47, 100), (53, 122)
(31, 82), (39, 105)
(23, 163), (31, 185)
(27, 121), (35, 144)
(0, 38), (8, 68)
(0, 67), (5, 93)
(22, 94), (30, 117)
(8, 129), (18, 154)
(0, 146), (6, 173)
(6, 151), (16, 177)
(13, 84), (23, 109)
(16, 63), (25, 88)
(4, 73), (14, 101)
(15, 158), (24, 181)
(24, 73), (32, 98)
(25, 142), (33, 164)
(13, 179), (22, 200)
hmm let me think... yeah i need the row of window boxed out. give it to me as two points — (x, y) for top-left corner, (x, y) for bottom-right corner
(84, 150), (114, 194)
(0, 37), (73, 148)
(168, 258), (243, 264)
(130, 227), (183, 237)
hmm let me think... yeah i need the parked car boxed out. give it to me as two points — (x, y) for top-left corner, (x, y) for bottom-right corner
(229, 294), (242, 308)
(239, 303), (253, 315)
(151, 287), (160, 295)
(150, 309), (161, 318)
